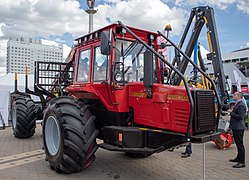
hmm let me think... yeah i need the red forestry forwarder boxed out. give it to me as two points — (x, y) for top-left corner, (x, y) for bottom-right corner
(11, 6), (223, 173)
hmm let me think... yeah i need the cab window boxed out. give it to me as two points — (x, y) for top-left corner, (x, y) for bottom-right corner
(116, 39), (157, 83)
(77, 49), (90, 82)
(93, 46), (108, 81)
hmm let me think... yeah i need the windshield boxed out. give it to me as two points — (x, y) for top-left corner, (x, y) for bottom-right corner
(115, 39), (156, 83)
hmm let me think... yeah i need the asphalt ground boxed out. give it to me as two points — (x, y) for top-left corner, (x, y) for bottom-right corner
(0, 124), (249, 180)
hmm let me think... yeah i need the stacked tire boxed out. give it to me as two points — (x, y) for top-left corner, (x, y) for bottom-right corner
(42, 96), (98, 173)
(12, 96), (36, 138)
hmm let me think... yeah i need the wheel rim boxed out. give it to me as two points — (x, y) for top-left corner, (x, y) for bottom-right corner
(12, 106), (17, 129)
(45, 116), (61, 156)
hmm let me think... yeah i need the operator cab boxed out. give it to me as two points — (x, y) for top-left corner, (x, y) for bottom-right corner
(72, 23), (160, 87)
(67, 23), (161, 107)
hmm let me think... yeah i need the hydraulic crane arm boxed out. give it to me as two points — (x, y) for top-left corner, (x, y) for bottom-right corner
(175, 6), (227, 104)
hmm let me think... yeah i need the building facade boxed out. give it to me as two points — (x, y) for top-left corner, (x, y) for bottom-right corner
(6, 38), (63, 74)
(223, 47), (249, 64)
(222, 47), (249, 77)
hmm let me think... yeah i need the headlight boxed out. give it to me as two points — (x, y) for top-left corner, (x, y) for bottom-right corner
(149, 34), (154, 41)
(114, 72), (123, 82)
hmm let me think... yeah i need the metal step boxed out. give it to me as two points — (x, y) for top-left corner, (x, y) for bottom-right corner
(98, 143), (164, 154)
(191, 131), (220, 143)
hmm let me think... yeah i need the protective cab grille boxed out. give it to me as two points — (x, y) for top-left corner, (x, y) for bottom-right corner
(35, 61), (74, 92)
(193, 90), (216, 134)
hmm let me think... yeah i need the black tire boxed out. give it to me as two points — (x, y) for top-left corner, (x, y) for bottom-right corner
(12, 96), (36, 138)
(43, 96), (99, 174)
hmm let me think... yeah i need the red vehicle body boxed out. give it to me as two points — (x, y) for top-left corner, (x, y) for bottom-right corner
(66, 24), (192, 134)
(11, 6), (221, 174)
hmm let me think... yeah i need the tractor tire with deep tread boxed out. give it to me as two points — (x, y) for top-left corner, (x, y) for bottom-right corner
(12, 96), (36, 138)
(43, 96), (99, 174)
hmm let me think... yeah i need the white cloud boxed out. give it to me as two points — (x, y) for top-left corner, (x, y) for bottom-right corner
(63, 44), (72, 60)
(95, 0), (187, 35)
(0, 23), (7, 75)
(0, 0), (190, 75)
(41, 39), (71, 59)
(237, 1), (249, 14)
(0, 23), (5, 36)
(0, 0), (247, 76)
(246, 42), (249, 47)
(0, 39), (7, 75)
(0, 0), (88, 38)
(41, 39), (61, 47)
(0, 0), (84, 75)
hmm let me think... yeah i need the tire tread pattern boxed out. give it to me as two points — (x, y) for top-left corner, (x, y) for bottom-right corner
(12, 96), (36, 138)
(43, 96), (98, 174)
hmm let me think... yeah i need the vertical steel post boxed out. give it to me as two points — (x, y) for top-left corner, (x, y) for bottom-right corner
(14, 72), (18, 93)
(25, 67), (28, 93)
(86, 0), (97, 33)
(203, 143), (206, 180)
(89, 13), (93, 33)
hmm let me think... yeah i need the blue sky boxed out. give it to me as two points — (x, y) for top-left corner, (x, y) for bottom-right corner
(214, 6), (249, 52)
(0, 0), (249, 75)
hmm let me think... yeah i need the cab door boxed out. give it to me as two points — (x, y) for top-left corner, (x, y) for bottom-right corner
(74, 45), (92, 84)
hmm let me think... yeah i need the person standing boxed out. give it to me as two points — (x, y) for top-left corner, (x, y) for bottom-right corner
(181, 143), (192, 158)
(242, 96), (248, 130)
(228, 92), (247, 168)
(0, 111), (5, 130)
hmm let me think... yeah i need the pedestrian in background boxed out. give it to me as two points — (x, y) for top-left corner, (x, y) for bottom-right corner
(181, 143), (192, 158)
(242, 96), (248, 130)
(228, 92), (246, 168)
(0, 111), (5, 130)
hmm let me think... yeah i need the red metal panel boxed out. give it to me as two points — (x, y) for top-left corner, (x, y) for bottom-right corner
(67, 84), (130, 112)
(129, 83), (191, 134)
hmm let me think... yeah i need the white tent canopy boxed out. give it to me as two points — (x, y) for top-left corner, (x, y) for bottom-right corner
(0, 73), (34, 91)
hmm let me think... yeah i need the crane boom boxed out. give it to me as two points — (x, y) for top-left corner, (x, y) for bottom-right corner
(175, 6), (227, 105)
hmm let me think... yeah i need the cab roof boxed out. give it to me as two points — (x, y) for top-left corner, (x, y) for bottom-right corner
(75, 22), (159, 45)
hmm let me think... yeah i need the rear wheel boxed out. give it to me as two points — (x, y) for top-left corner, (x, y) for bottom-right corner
(43, 96), (98, 173)
(12, 96), (36, 138)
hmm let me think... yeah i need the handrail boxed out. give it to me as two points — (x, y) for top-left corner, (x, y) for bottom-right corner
(158, 31), (221, 124)
(118, 21), (194, 137)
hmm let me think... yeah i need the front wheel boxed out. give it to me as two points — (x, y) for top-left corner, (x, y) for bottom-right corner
(43, 96), (98, 173)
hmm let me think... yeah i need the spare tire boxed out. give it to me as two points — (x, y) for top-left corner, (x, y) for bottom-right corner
(43, 96), (98, 173)
(12, 96), (36, 138)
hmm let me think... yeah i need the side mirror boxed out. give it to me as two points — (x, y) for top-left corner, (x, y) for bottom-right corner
(143, 49), (153, 89)
(143, 49), (153, 97)
(101, 31), (112, 55)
